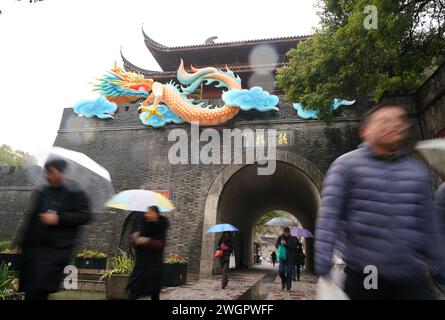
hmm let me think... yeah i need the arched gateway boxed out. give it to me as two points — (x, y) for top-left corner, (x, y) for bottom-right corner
(199, 150), (323, 278)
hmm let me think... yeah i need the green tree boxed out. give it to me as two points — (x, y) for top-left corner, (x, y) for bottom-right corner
(0, 144), (37, 166)
(276, 0), (445, 120)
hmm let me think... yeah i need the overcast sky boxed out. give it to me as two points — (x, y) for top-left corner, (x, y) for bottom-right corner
(0, 0), (319, 163)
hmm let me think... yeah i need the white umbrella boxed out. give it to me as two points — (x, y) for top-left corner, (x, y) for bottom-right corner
(265, 217), (298, 227)
(415, 138), (445, 173)
(29, 147), (115, 212)
(105, 190), (175, 213)
(49, 147), (111, 181)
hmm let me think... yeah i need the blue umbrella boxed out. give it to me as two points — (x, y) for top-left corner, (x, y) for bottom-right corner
(290, 227), (314, 238)
(207, 223), (239, 233)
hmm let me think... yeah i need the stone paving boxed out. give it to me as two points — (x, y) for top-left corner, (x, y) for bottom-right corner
(158, 270), (266, 300)
(266, 271), (318, 300)
(50, 266), (320, 300)
(159, 265), (318, 300)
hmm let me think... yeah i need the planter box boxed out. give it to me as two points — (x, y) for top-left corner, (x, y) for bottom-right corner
(74, 257), (108, 270)
(105, 274), (129, 300)
(0, 254), (22, 271)
(0, 293), (25, 300)
(162, 263), (187, 287)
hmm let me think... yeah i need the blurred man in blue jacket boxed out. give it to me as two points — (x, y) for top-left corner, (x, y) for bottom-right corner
(315, 105), (437, 299)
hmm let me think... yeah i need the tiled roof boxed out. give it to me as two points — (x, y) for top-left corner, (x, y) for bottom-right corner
(142, 26), (310, 51)
(121, 51), (286, 77)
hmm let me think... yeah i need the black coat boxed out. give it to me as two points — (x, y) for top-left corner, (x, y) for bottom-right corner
(19, 185), (90, 293)
(275, 234), (297, 264)
(271, 252), (277, 262)
(216, 237), (234, 265)
(126, 215), (169, 298)
(294, 240), (305, 266)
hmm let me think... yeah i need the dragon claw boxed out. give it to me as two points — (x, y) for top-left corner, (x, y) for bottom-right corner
(142, 105), (164, 121)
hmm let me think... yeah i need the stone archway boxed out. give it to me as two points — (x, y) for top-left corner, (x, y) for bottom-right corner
(199, 150), (323, 278)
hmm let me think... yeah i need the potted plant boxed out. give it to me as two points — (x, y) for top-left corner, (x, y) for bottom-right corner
(162, 254), (187, 287)
(0, 263), (23, 300)
(100, 250), (134, 300)
(75, 249), (108, 270)
(0, 241), (22, 272)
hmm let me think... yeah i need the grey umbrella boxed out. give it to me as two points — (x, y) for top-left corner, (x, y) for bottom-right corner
(265, 217), (298, 227)
(27, 147), (115, 212)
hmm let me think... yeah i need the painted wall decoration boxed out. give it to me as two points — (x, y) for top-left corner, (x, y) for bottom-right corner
(293, 99), (356, 120)
(74, 96), (118, 119)
(73, 60), (280, 127)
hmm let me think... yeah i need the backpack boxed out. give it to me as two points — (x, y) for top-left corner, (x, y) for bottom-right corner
(277, 244), (287, 261)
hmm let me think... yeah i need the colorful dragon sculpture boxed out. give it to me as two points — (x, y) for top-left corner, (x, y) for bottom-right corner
(94, 62), (154, 106)
(74, 60), (280, 127)
(141, 60), (243, 126)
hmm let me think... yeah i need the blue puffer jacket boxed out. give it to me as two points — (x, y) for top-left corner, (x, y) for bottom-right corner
(434, 183), (445, 290)
(315, 144), (435, 282)
(435, 183), (445, 243)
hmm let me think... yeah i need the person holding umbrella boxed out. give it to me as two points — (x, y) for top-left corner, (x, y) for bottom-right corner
(289, 227), (312, 281)
(216, 231), (234, 289)
(207, 224), (238, 289)
(276, 227), (296, 291)
(18, 159), (91, 300)
(126, 205), (169, 300)
(105, 189), (175, 299)
(292, 239), (305, 282)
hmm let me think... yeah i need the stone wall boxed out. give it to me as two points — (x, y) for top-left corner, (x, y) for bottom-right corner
(417, 62), (445, 139)
(0, 167), (34, 243)
(417, 63), (445, 187)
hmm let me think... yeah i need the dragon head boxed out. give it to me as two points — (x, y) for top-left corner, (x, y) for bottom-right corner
(127, 79), (154, 92)
(111, 62), (154, 93)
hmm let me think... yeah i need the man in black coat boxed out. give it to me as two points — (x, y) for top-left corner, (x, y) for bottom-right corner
(275, 227), (296, 291)
(18, 159), (91, 300)
(126, 205), (169, 300)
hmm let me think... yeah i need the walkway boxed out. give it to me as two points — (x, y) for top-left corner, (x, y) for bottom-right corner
(49, 264), (319, 300)
(159, 269), (265, 300)
(160, 264), (318, 300)
(266, 270), (318, 300)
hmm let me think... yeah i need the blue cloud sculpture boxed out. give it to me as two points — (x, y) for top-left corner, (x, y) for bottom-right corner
(293, 99), (356, 119)
(140, 104), (185, 128)
(74, 96), (117, 119)
(292, 103), (318, 120)
(222, 86), (279, 112)
(332, 99), (356, 110)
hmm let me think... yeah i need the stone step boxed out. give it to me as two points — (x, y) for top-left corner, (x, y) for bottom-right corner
(60, 270), (199, 293)
(77, 279), (106, 292)
(60, 278), (106, 292)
